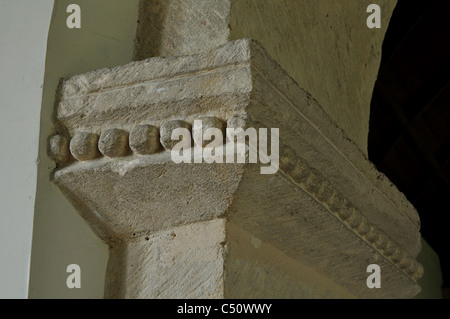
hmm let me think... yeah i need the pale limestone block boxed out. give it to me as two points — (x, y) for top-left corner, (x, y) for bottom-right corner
(52, 39), (422, 298)
(98, 128), (130, 158)
(134, 0), (397, 155)
(69, 132), (100, 161)
(224, 222), (356, 298)
(192, 116), (226, 147)
(129, 124), (161, 155)
(160, 120), (192, 150)
(48, 134), (70, 165)
(105, 219), (226, 299)
(134, 0), (230, 59)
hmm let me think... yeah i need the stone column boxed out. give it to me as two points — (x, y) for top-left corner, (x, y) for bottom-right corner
(48, 0), (423, 298)
(134, 0), (397, 155)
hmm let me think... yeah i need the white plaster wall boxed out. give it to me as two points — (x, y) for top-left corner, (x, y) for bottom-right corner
(0, 0), (54, 298)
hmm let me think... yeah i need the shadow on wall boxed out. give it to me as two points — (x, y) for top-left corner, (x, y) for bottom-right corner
(369, 0), (450, 298)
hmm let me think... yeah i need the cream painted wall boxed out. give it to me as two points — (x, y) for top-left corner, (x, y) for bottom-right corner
(0, 0), (54, 298)
(28, 0), (139, 298)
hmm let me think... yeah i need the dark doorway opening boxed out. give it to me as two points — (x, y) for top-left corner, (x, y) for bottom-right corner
(369, 0), (450, 295)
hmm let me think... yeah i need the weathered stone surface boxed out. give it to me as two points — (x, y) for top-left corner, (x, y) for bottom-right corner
(98, 128), (130, 158)
(134, 0), (397, 155)
(224, 222), (355, 298)
(129, 124), (161, 155)
(133, 0), (230, 60)
(69, 132), (100, 161)
(52, 39), (422, 298)
(105, 219), (226, 299)
(54, 155), (244, 239)
(229, 0), (398, 154)
(193, 116), (226, 147)
(160, 120), (192, 150)
(48, 134), (70, 165)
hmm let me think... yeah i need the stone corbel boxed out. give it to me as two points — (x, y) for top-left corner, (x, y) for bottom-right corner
(48, 39), (423, 298)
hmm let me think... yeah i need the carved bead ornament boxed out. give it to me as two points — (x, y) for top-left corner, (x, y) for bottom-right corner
(48, 116), (424, 282)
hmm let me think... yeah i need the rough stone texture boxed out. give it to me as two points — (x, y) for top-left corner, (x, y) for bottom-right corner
(54, 155), (244, 239)
(98, 128), (130, 158)
(69, 132), (100, 161)
(160, 120), (192, 150)
(48, 134), (70, 165)
(105, 219), (226, 299)
(51, 39), (422, 298)
(229, 0), (397, 155)
(193, 116), (226, 147)
(133, 0), (230, 60)
(134, 0), (397, 154)
(224, 222), (356, 298)
(129, 124), (161, 155)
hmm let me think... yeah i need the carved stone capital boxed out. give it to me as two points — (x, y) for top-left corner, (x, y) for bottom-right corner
(50, 39), (422, 298)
